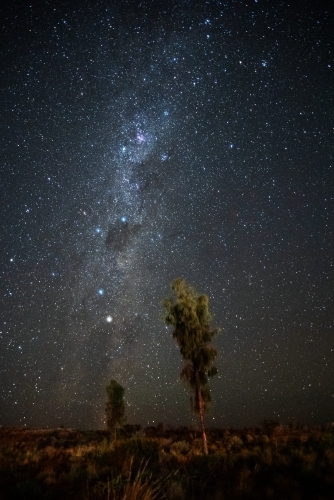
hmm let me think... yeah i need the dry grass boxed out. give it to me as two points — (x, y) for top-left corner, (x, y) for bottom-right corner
(1, 424), (334, 499)
(86, 458), (168, 500)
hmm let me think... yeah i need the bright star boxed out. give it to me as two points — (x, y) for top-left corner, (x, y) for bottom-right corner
(136, 131), (146, 144)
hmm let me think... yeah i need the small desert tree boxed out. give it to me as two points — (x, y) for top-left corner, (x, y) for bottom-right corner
(164, 278), (218, 455)
(105, 380), (125, 439)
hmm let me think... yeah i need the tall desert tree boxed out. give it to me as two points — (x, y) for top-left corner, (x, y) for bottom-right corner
(164, 278), (218, 455)
(105, 380), (125, 439)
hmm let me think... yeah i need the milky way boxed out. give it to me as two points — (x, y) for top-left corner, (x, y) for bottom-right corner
(1, 1), (333, 429)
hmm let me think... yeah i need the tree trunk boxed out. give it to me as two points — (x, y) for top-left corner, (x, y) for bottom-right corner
(198, 389), (208, 455)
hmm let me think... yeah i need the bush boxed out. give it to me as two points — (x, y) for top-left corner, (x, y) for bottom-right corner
(170, 440), (190, 456)
(110, 438), (160, 474)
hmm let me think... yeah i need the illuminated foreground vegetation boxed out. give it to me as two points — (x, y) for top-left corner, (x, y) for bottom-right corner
(1, 423), (334, 499)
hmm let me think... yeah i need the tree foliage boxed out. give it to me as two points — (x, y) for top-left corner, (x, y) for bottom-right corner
(164, 278), (218, 454)
(105, 380), (125, 438)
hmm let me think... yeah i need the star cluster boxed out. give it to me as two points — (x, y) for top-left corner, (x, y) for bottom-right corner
(1, 0), (333, 429)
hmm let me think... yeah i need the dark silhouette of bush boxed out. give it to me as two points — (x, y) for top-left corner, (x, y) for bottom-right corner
(110, 437), (160, 474)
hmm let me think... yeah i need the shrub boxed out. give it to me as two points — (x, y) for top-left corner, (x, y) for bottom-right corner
(229, 435), (243, 450)
(170, 440), (190, 456)
(110, 438), (160, 474)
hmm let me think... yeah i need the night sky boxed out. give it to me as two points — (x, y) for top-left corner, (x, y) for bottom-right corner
(1, 0), (333, 430)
